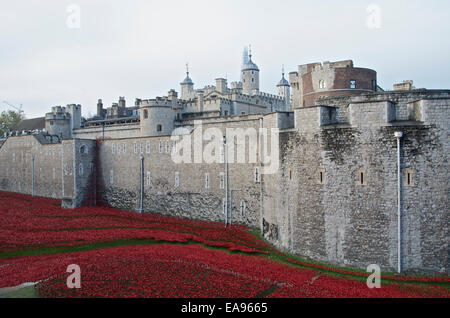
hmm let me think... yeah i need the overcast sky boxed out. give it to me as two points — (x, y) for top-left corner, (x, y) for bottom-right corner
(1, 0), (449, 118)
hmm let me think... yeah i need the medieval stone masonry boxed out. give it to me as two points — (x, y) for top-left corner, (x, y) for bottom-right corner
(0, 54), (448, 274)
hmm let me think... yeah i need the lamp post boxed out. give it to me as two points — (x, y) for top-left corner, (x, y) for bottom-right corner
(223, 136), (229, 227)
(394, 131), (403, 274)
(138, 155), (144, 213)
(31, 156), (35, 197)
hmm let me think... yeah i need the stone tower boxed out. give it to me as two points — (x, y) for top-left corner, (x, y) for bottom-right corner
(241, 47), (260, 95)
(180, 64), (194, 100)
(277, 66), (291, 111)
(140, 93), (177, 137)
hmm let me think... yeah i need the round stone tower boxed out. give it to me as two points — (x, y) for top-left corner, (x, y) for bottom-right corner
(241, 48), (260, 95)
(140, 98), (177, 137)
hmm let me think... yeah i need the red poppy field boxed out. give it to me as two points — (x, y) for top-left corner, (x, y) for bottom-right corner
(0, 192), (448, 298)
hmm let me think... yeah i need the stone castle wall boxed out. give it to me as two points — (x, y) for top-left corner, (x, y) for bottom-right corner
(0, 135), (96, 208)
(0, 92), (448, 273)
(262, 94), (449, 273)
(96, 116), (266, 229)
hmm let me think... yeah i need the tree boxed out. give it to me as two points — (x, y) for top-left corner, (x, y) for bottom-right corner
(0, 110), (24, 136)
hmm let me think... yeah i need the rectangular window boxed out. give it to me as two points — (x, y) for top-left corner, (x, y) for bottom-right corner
(220, 147), (225, 164)
(254, 167), (260, 183)
(117, 143), (121, 154)
(173, 141), (178, 154)
(240, 200), (246, 216)
(112, 143), (115, 154)
(220, 172), (225, 189)
(134, 142), (137, 154)
(166, 141), (170, 154)
(358, 170), (367, 186)
(222, 198), (226, 215)
(79, 163), (84, 176)
(318, 169), (325, 185)
(159, 141), (163, 154)
(146, 171), (151, 187)
(123, 143), (126, 154)
(205, 173), (210, 189)
(289, 168), (293, 181)
(404, 170), (414, 187)
(350, 80), (356, 89)
(110, 170), (114, 185)
(174, 172), (180, 188)
(140, 143), (144, 154)
(146, 141), (151, 154)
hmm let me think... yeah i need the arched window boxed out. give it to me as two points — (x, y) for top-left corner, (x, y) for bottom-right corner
(157, 125), (162, 133)
(319, 80), (326, 89)
(80, 145), (88, 154)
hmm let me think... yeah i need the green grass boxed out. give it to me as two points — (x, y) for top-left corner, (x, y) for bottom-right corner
(0, 238), (267, 260)
(0, 286), (40, 298)
(247, 230), (450, 288)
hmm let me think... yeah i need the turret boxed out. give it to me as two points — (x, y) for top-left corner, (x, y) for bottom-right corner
(97, 99), (104, 118)
(180, 63), (194, 100)
(216, 78), (228, 94)
(140, 98), (177, 137)
(241, 46), (260, 95)
(277, 66), (291, 111)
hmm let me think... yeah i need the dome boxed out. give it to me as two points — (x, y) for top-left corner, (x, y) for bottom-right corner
(277, 76), (290, 87)
(180, 74), (194, 85)
(242, 58), (260, 72)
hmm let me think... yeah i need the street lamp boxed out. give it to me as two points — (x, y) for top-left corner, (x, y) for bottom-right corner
(394, 131), (403, 274)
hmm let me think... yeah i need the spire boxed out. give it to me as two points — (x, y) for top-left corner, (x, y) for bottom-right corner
(242, 47), (249, 66)
(277, 64), (290, 87)
(241, 45), (259, 72)
(181, 63), (194, 85)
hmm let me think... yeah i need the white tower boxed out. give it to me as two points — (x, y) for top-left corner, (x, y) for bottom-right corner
(180, 63), (194, 100)
(241, 46), (260, 95)
(277, 65), (291, 111)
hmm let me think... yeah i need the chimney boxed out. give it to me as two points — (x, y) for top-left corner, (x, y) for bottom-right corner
(118, 97), (126, 108)
(216, 78), (228, 94)
(97, 99), (104, 117)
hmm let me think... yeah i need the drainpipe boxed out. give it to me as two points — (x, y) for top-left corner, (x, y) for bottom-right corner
(31, 156), (35, 196)
(138, 156), (144, 213)
(395, 131), (403, 274)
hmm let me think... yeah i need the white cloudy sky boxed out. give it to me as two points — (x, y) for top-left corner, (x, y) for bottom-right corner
(0, 0), (449, 118)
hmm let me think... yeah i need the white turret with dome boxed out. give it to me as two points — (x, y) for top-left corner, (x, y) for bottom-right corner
(241, 46), (260, 95)
(277, 65), (291, 111)
(180, 63), (195, 100)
